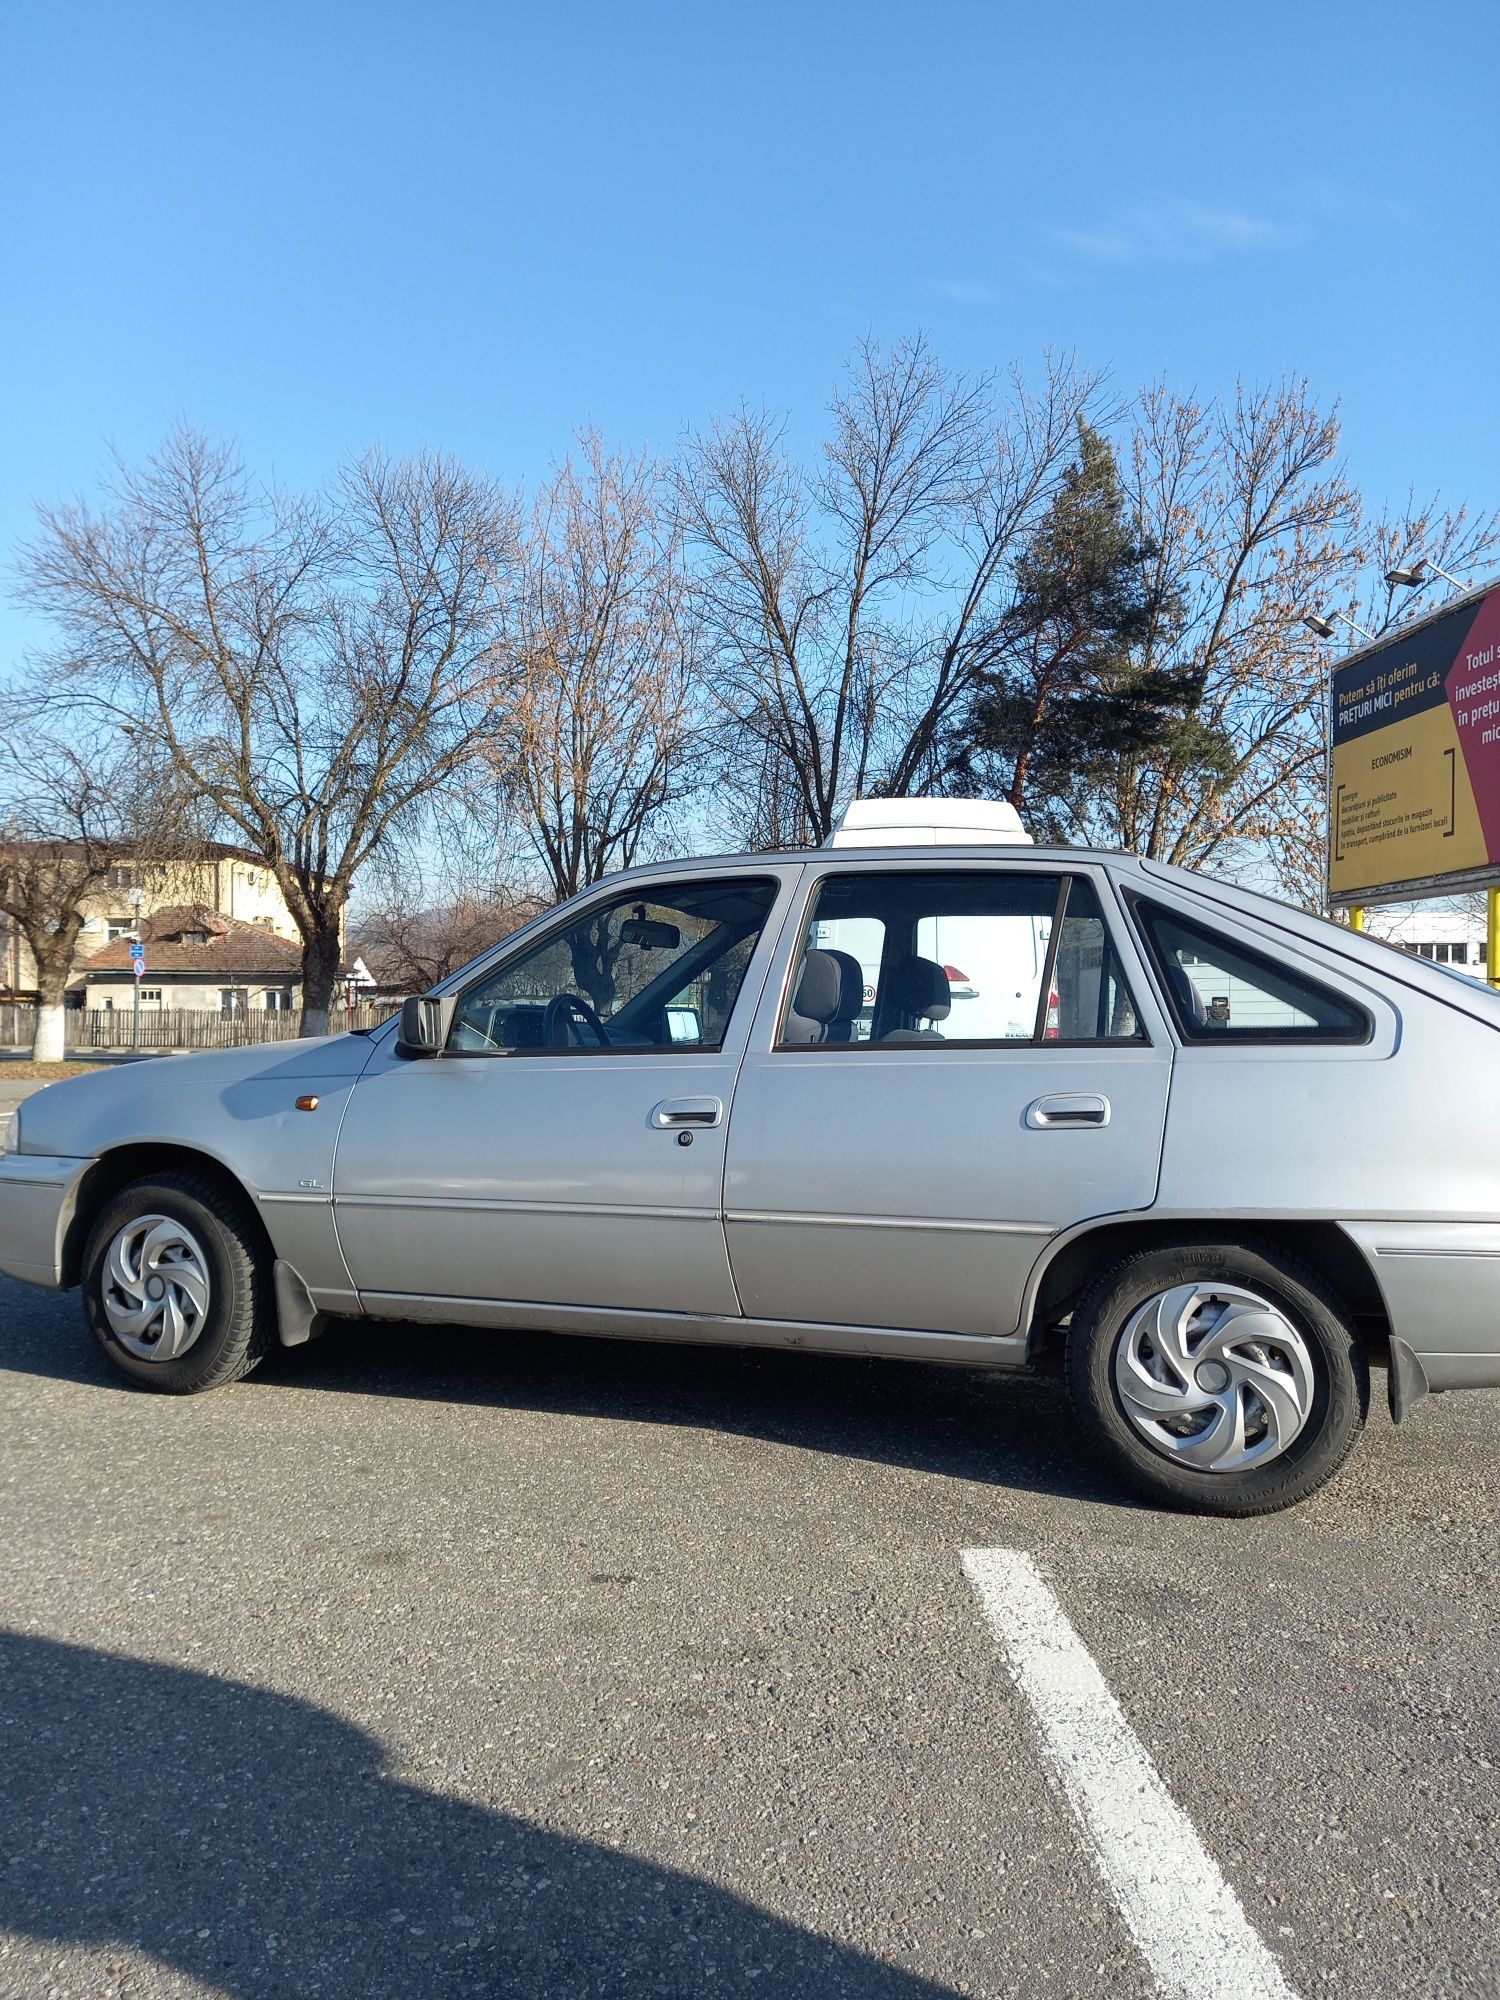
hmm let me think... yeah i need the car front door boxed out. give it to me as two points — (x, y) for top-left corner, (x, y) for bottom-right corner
(722, 861), (1172, 1341)
(332, 869), (795, 1321)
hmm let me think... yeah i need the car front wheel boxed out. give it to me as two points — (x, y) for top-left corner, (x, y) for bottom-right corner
(82, 1171), (272, 1393)
(1066, 1240), (1367, 1515)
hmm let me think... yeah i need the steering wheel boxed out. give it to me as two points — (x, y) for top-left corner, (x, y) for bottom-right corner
(542, 992), (611, 1048)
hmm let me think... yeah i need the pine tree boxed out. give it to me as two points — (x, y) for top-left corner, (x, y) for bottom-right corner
(946, 420), (1229, 837)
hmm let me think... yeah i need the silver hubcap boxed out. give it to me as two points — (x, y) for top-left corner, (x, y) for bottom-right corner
(100, 1214), (212, 1361)
(1113, 1282), (1316, 1472)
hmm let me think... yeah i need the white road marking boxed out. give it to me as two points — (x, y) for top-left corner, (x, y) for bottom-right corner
(961, 1547), (1298, 2000)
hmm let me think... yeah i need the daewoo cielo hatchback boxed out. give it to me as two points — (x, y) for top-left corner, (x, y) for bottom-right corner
(3, 800), (1498, 1514)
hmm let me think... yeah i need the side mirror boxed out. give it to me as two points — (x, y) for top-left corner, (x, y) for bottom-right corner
(396, 992), (457, 1058)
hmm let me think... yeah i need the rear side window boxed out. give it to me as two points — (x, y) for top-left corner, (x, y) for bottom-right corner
(1133, 902), (1371, 1044)
(777, 869), (1143, 1047)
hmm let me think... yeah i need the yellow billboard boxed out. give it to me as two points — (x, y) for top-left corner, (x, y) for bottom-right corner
(1329, 583), (1500, 903)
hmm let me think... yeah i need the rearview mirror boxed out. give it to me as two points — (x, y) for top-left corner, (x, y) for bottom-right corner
(619, 905), (680, 951)
(397, 992), (457, 1058)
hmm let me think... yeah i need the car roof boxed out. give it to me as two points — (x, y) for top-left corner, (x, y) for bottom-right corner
(601, 841), (1141, 878)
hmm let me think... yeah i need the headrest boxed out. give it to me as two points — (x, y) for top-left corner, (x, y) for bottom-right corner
(1166, 961), (1208, 1025)
(888, 954), (952, 1021)
(825, 949), (864, 1023)
(792, 948), (844, 1026)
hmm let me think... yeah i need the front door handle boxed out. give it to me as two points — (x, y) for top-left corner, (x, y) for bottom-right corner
(650, 1096), (724, 1129)
(1025, 1093), (1110, 1130)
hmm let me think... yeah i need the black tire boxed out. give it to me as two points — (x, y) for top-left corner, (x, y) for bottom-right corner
(82, 1170), (273, 1394)
(1066, 1239), (1367, 1516)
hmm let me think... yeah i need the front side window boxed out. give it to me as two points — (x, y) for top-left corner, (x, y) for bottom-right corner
(1133, 902), (1371, 1044)
(777, 871), (1142, 1048)
(449, 877), (779, 1054)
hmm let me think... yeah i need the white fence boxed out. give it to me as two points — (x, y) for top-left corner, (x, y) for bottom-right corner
(0, 1001), (401, 1052)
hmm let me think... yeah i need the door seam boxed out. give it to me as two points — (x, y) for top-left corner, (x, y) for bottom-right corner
(717, 863), (807, 1315)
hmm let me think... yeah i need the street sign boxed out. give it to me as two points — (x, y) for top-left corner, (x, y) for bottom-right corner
(1329, 577), (1500, 904)
(129, 941), (146, 980)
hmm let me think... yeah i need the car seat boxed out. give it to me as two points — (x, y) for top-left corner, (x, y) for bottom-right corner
(781, 949), (845, 1045)
(879, 955), (951, 1041)
(823, 949), (865, 1042)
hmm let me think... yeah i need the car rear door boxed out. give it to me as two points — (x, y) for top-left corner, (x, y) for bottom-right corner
(722, 859), (1172, 1340)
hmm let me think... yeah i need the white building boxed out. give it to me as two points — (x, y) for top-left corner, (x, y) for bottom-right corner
(1363, 904), (1488, 974)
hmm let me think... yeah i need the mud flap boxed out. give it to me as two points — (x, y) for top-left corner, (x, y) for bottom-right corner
(273, 1259), (328, 1348)
(1387, 1337), (1430, 1425)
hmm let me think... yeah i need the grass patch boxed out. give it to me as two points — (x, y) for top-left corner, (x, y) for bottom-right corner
(0, 1060), (107, 1080)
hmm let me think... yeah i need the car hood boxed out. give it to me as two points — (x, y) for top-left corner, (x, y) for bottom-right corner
(15, 1034), (378, 1159)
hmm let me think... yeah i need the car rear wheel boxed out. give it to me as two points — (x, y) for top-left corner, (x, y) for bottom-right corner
(82, 1171), (272, 1393)
(1066, 1240), (1367, 1515)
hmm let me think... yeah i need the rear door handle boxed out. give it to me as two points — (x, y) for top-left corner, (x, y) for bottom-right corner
(651, 1096), (724, 1129)
(1025, 1093), (1110, 1129)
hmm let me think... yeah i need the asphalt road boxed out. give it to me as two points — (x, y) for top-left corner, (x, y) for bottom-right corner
(0, 1274), (1496, 2000)
(0, 1083), (37, 1124)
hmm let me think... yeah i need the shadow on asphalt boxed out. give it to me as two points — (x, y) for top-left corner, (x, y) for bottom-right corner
(0, 1629), (960, 2000)
(0, 1279), (1129, 1507)
(268, 1315), (1127, 1507)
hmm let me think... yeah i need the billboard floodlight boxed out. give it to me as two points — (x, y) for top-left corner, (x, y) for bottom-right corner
(1384, 554), (1471, 595)
(1303, 609), (1373, 642)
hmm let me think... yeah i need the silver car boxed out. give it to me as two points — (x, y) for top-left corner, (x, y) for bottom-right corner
(4, 810), (1498, 1513)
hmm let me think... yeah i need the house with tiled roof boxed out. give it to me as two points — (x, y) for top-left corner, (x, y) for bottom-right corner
(81, 905), (305, 1017)
(1, 840), (299, 1003)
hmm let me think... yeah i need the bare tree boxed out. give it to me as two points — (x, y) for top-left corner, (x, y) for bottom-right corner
(351, 866), (540, 994)
(19, 430), (521, 1032)
(1357, 497), (1500, 636)
(0, 710), (193, 1060)
(1050, 380), (1357, 898)
(676, 336), (1099, 847)
(1067, 382), (1500, 907)
(497, 431), (702, 902)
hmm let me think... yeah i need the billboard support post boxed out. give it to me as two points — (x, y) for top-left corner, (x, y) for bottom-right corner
(1489, 890), (1499, 992)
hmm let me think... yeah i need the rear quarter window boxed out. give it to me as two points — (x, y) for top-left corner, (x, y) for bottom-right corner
(1132, 900), (1371, 1045)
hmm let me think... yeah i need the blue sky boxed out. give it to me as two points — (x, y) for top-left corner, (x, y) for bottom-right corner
(2, 0), (1497, 676)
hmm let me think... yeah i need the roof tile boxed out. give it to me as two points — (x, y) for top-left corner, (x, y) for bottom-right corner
(87, 907), (305, 977)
